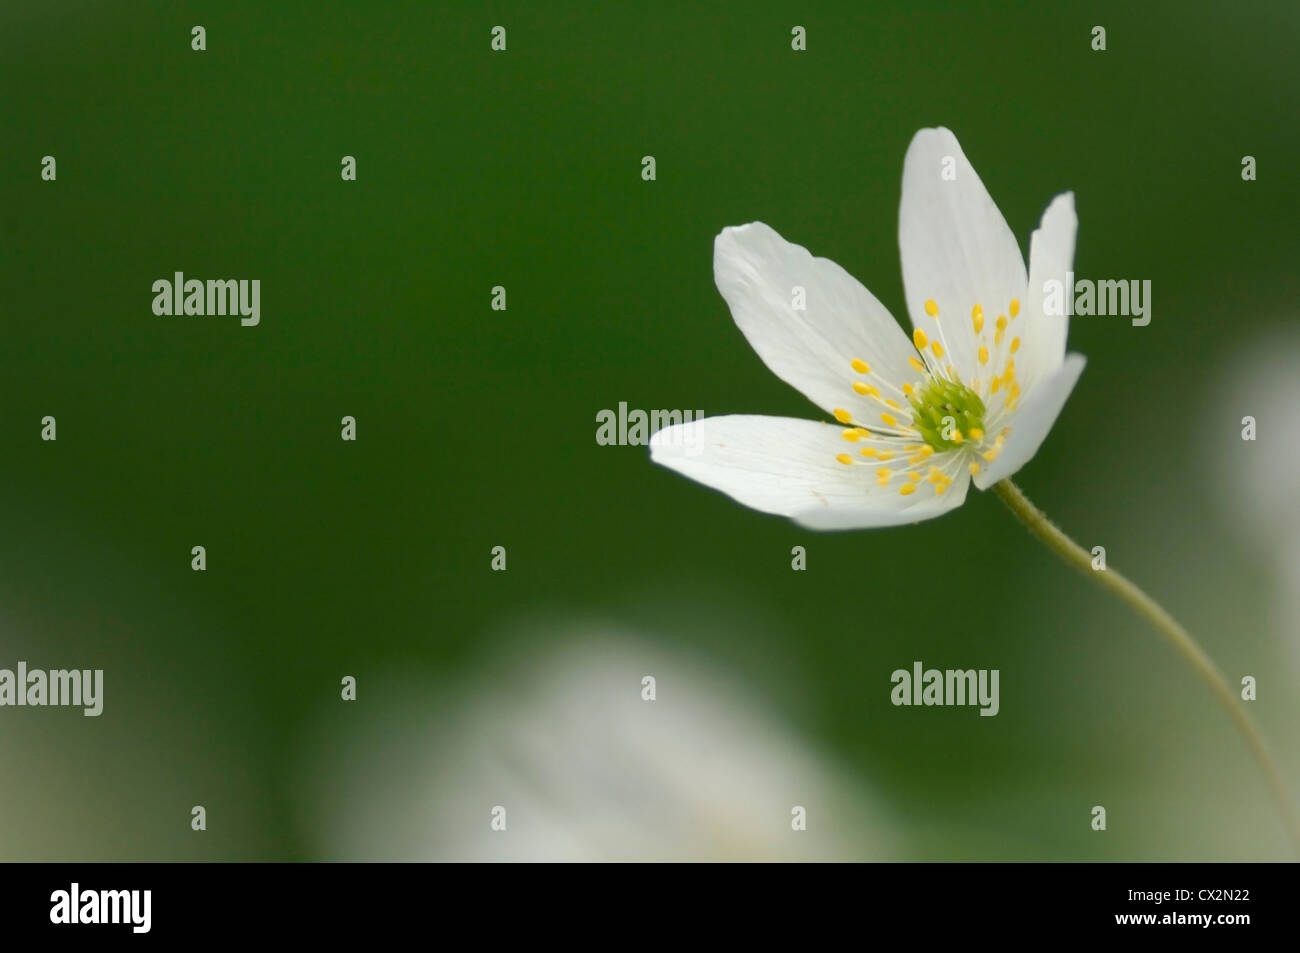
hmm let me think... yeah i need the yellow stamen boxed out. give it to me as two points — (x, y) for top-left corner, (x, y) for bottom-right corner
(880, 413), (898, 427)
(924, 299), (939, 316)
(833, 408), (853, 424)
(841, 428), (861, 442)
(972, 304), (984, 334)
(876, 468), (892, 485)
(850, 358), (870, 374)
(931, 340), (945, 359)
(912, 328), (928, 350)
(978, 345), (989, 365)
(908, 356), (925, 373)
(900, 482), (917, 496)
(969, 462), (981, 475)
(836, 454), (853, 465)
(1010, 336), (1021, 354)
(1009, 298), (1020, 317)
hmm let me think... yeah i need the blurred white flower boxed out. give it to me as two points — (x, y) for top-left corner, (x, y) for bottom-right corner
(651, 127), (1084, 529)
(296, 631), (891, 861)
(1207, 328), (1300, 549)
(1206, 328), (1300, 659)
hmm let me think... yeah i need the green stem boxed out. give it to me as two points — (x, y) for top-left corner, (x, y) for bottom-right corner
(993, 477), (1300, 857)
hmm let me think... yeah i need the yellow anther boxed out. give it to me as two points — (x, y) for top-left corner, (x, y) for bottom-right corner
(982, 448), (1000, 462)
(876, 468), (892, 485)
(969, 427), (984, 441)
(885, 398), (901, 409)
(833, 408), (853, 424)
(1004, 358), (1015, 378)
(860, 447), (878, 458)
(991, 376), (1001, 394)
(931, 340), (945, 359)
(924, 299), (939, 316)
(1010, 336), (1021, 354)
(972, 304), (984, 333)
(877, 449), (895, 461)
(908, 471), (922, 483)
(850, 358), (870, 374)
(852, 381), (878, 397)
(880, 413), (898, 427)
(934, 481), (948, 495)
(996, 315), (1008, 330)
(841, 428), (861, 442)
(920, 445), (934, 459)
(908, 356), (925, 373)
(978, 345), (989, 365)
(1009, 298), (1020, 317)
(969, 462), (981, 476)
(913, 328), (928, 350)
(902, 382), (915, 397)
(900, 482), (917, 496)
(836, 453), (853, 465)
(927, 467), (943, 483)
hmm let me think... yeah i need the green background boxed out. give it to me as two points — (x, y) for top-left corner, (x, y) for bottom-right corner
(2, 0), (1297, 860)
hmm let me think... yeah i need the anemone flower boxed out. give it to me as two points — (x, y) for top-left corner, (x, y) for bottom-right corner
(651, 128), (1082, 529)
(648, 128), (1300, 855)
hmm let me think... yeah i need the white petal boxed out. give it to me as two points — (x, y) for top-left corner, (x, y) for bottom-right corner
(649, 415), (968, 530)
(972, 353), (1086, 489)
(713, 223), (918, 421)
(899, 128), (1027, 383)
(1020, 192), (1076, 391)
(799, 456), (970, 530)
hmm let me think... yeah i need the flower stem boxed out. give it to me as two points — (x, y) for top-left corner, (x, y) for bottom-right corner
(993, 477), (1300, 856)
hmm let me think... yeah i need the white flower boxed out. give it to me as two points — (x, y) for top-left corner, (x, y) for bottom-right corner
(295, 632), (890, 861)
(651, 127), (1086, 530)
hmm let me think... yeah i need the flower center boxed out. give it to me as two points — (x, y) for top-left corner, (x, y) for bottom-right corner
(908, 377), (986, 452)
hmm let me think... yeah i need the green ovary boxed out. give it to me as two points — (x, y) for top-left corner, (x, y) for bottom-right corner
(909, 377), (986, 451)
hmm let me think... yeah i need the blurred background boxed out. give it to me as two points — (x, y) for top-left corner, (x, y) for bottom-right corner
(1, 0), (1297, 860)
